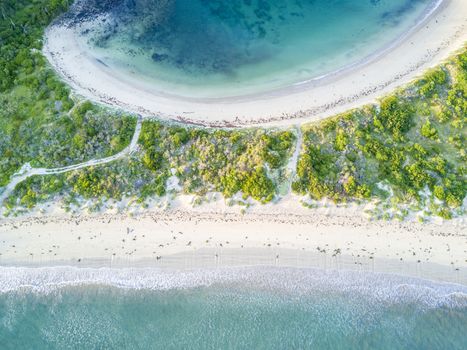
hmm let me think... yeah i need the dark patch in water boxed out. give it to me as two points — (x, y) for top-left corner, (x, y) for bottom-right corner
(380, 0), (426, 27)
(60, 0), (433, 82)
(95, 58), (109, 67)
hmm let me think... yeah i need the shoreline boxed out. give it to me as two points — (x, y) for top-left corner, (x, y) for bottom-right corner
(1, 249), (465, 286)
(5, 1), (466, 289)
(1, 208), (466, 285)
(43, 0), (467, 127)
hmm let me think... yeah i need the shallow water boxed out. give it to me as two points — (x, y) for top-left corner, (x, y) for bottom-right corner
(1, 266), (466, 349)
(67, 0), (434, 98)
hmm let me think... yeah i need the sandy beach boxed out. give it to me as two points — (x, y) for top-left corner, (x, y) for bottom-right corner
(43, 0), (467, 127)
(3, 0), (467, 287)
(1, 200), (466, 284)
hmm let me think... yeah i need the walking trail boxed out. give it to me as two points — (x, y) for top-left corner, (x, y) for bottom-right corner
(0, 117), (142, 205)
(285, 126), (303, 194)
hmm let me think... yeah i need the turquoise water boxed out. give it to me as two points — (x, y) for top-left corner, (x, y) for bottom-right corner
(68, 0), (435, 98)
(1, 266), (466, 349)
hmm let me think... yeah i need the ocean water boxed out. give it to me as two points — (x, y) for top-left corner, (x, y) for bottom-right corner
(67, 0), (435, 98)
(1, 266), (466, 349)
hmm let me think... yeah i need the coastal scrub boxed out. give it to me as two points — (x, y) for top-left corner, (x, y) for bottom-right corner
(0, 0), (465, 220)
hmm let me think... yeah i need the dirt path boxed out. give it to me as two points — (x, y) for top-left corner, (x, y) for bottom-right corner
(0, 117), (142, 205)
(285, 126), (303, 194)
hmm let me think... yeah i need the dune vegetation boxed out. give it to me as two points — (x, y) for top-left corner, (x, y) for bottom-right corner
(0, 0), (465, 219)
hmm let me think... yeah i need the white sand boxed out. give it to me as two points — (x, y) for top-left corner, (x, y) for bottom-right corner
(43, 0), (467, 127)
(1, 200), (466, 284)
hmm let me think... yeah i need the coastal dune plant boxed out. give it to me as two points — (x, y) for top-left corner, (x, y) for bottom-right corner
(0, 0), (465, 220)
(293, 49), (466, 218)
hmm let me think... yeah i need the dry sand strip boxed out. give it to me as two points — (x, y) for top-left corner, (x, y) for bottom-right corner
(1, 210), (466, 284)
(43, 0), (467, 127)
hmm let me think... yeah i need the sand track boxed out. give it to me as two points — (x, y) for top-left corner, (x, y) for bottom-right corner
(0, 117), (142, 205)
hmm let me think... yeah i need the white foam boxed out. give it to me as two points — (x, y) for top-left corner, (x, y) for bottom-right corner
(1, 266), (466, 309)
